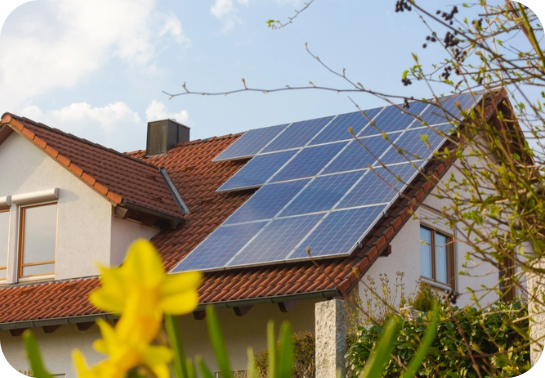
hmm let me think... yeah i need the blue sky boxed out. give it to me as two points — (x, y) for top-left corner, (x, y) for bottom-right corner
(0, 0), (541, 152)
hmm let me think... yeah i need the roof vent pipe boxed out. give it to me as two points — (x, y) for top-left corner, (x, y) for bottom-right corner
(146, 119), (190, 156)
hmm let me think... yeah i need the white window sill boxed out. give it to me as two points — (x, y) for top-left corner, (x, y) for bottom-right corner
(420, 277), (454, 292)
(18, 275), (55, 283)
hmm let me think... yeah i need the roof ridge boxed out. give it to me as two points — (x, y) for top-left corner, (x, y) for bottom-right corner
(9, 114), (162, 171)
(173, 132), (245, 148)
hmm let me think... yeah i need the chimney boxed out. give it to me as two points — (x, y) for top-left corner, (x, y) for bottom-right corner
(146, 119), (190, 156)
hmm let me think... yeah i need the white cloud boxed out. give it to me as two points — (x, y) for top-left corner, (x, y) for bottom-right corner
(146, 100), (189, 124)
(20, 100), (189, 152)
(22, 102), (143, 152)
(0, 0), (189, 107)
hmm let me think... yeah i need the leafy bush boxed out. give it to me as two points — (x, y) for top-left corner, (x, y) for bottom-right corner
(408, 282), (441, 313)
(255, 331), (315, 378)
(346, 299), (530, 378)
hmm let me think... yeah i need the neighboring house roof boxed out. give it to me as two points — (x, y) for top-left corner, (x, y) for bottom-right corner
(0, 91), (509, 328)
(0, 113), (183, 220)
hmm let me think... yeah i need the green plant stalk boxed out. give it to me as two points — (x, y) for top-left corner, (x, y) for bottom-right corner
(247, 348), (258, 378)
(206, 305), (233, 378)
(267, 321), (276, 378)
(401, 301), (440, 378)
(165, 314), (189, 378)
(22, 330), (54, 378)
(361, 316), (401, 378)
(196, 355), (215, 378)
(277, 322), (294, 378)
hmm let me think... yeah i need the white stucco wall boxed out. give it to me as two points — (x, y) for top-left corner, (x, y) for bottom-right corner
(0, 132), (158, 281)
(110, 216), (159, 266)
(0, 301), (317, 377)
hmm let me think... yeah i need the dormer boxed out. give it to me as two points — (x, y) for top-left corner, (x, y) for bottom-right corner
(0, 114), (186, 283)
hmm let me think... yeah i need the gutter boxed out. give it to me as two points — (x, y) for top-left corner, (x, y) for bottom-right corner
(120, 201), (184, 228)
(160, 167), (190, 214)
(0, 289), (341, 331)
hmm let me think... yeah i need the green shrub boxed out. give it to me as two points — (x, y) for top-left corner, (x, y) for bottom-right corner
(346, 299), (530, 378)
(409, 282), (441, 312)
(255, 331), (315, 378)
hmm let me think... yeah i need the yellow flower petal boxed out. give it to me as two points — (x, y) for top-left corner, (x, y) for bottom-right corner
(160, 290), (200, 315)
(125, 239), (165, 287)
(141, 345), (173, 365)
(89, 290), (125, 314)
(151, 364), (171, 378)
(161, 271), (202, 296)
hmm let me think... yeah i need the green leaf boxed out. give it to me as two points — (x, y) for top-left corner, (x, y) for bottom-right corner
(206, 306), (232, 378)
(402, 70), (409, 80)
(196, 355), (215, 378)
(267, 321), (276, 378)
(361, 317), (401, 378)
(165, 314), (189, 378)
(277, 322), (294, 378)
(22, 330), (54, 378)
(247, 348), (258, 378)
(401, 302), (440, 378)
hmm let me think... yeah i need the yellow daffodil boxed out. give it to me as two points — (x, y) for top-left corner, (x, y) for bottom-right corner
(73, 319), (173, 378)
(90, 239), (202, 318)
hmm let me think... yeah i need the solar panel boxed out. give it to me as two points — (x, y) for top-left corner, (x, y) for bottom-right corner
(287, 205), (387, 259)
(279, 171), (363, 217)
(337, 163), (419, 209)
(228, 213), (324, 266)
(322, 135), (392, 174)
(224, 179), (310, 224)
(262, 116), (335, 152)
(172, 93), (478, 273)
(217, 150), (297, 192)
(380, 125), (450, 165)
(213, 124), (289, 162)
(417, 92), (481, 126)
(171, 221), (267, 272)
(359, 101), (429, 137)
(309, 108), (383, 145)
(270, 142), (347, 182)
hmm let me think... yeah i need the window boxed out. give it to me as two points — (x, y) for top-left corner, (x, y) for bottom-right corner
(18, 203), (57, 279)
(420, 225), (454, 289)
(0, 209), (8, 281)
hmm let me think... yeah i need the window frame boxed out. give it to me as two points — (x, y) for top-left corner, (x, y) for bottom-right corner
(18, 202), (58, 280)
(420, 224), (455, 290)
(0, 208), (9, 282)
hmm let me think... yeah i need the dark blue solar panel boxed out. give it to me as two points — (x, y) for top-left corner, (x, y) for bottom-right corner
(224, 179), (310, 224)
(288, 205), (387, 259)
(217, 150), (297, 192)
(171, 222), (267, 272)
(359, 101), (429, 137)
(322, 135), (392, 174)
(338, 163), (419, 209)
(417, 93), (480, 126)
(309, 108), (382, 145)
(213, 124), (289, 161)
(228, 214), (323, 266)
(380, 125), (450, 165)
(262, 116), (335, 152)
(270, 142), (347, 182)
(280, 171), (363, 217)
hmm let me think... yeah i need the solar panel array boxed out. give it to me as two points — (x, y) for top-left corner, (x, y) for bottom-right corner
(172, 92), (482, 273)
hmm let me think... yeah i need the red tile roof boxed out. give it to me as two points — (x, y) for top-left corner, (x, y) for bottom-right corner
(0, 90), (509, 326)
(0, 113), (183, 220)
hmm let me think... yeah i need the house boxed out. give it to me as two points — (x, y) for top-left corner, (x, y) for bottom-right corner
(0, 90), (517, 377)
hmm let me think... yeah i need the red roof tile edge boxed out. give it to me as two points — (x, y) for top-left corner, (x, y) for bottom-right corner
(0, 113), (183, 220)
